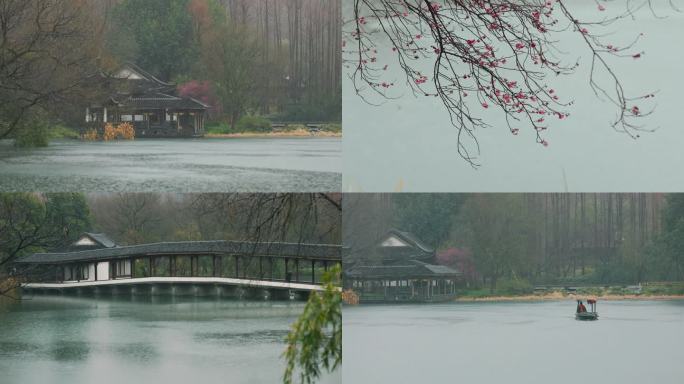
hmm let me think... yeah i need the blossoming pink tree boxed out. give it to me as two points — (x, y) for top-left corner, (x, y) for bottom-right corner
(345, 0), (674, 165)
(177, 80), (221, 119)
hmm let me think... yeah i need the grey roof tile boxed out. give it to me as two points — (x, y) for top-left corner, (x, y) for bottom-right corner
(17, 241), (342, 264)
(82, 233), (117, 248)
(346, 260), (461, 279)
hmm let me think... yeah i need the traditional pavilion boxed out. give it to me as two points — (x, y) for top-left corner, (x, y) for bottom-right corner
(344, 229), (462, 303)
(15, 233), (341, 289)
(85, 63), (209, 138)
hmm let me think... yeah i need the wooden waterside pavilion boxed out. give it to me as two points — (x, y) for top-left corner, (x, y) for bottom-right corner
(344, 229), (462, 303)
(85, 63), (209, 138)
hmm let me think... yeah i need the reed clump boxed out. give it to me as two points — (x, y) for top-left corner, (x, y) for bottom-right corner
(82, 128), (99, 141)
(84, 123), (136, 142)
(342, 289), (360, 305)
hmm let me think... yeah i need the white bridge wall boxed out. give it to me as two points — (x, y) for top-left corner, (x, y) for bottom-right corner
(96, 262), (110, 281)
(86, 263), (96, 282)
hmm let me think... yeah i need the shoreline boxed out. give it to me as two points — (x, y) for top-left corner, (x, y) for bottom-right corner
(454, 292), (684, 302)
(2, 131), (343, 147)
(206, 131), (341, 139)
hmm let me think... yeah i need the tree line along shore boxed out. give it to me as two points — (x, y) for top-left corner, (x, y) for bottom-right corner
(454, 282), (684, 302)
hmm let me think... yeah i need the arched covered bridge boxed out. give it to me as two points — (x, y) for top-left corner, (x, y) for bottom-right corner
(14, 233), (342, 300)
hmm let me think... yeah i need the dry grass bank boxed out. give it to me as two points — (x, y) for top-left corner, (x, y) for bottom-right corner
(207, 128), (341, 138)
(455, 291), (684, 302)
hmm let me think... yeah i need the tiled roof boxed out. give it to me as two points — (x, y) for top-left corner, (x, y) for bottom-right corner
(82, 233), (117, 248)
(387, 229), (434, 253)
(112, 93), (208, 110)
(346, 260), (461, 279)
(16, 241), (342, 264)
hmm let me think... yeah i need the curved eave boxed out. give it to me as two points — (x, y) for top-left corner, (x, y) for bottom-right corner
(345, 273), (462, 280)
(16, 241), (343, 265)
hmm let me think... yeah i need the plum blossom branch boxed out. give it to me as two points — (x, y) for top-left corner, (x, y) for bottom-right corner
(345, 0), (671, 166)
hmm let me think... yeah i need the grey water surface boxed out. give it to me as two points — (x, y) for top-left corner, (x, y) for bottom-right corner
(0, 138), (341, 192)
(343, 300), (684, 384)
(0, 295), (341, 384)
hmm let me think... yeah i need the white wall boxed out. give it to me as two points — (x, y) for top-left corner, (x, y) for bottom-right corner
(97, 262), (110, 281)
(86, 263), (96, 282)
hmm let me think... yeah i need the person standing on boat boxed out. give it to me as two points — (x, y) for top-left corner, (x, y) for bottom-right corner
(577, 300), (587, 313)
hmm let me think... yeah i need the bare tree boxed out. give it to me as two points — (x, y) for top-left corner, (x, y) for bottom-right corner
(88, 193), (164, 244)
(0, 0), (108, 138)
(0, 193), (90, 298)
(190, 193), (341, 245)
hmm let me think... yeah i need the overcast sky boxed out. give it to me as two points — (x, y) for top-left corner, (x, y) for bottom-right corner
(343, 1), (684, 192)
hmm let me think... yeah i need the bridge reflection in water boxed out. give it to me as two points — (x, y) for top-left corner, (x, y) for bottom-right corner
(15, 234), (342, 301)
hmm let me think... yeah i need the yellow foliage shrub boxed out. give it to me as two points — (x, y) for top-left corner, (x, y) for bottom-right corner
(82, 129), (99, 141)
(103, 123), (117, 141)
(84, 122), (135, 142)
(342, 289), (360, 305)
(117, 122), (135, 140)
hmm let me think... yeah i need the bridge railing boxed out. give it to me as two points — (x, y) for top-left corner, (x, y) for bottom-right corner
(29, 254), (341, 287)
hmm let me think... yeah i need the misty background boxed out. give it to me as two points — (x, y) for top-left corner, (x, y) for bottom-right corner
(344, 193), (684, 293)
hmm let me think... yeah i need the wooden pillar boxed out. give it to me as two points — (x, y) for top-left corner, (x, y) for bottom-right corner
(311, 260), (315, 284)
(170, 255), (175, 277)
(130, 259), (134, 279)
(270, 257), (274, 280)
(235, 256), (239, 278)
(285, 259), (289, 281)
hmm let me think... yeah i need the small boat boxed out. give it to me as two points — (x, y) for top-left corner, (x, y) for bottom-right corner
(575, 311), (599, 321)
(575, 299), (599, 321)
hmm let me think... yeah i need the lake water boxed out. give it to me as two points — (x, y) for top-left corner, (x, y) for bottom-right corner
(343, 300), (684, 384)
(0, 138), (341, 192)
(0, 295), (341, 384)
